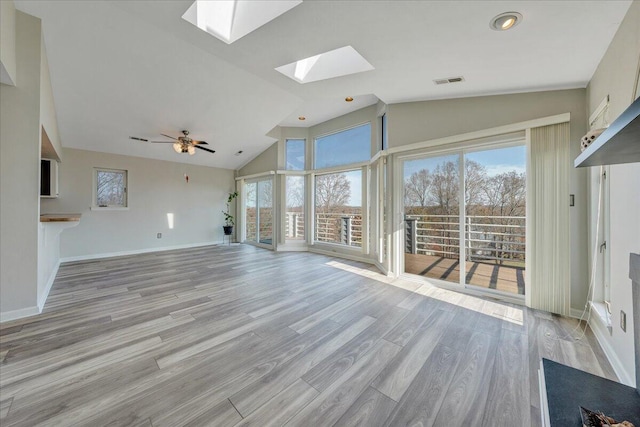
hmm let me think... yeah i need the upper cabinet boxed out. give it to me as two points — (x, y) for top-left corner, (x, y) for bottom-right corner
(575, 97), (640, 168)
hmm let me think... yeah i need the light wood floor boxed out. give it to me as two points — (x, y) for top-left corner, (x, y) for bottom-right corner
(0, 245), (615, 427)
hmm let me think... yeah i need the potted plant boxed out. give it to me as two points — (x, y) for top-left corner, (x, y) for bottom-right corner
(222, 191), (238, 236)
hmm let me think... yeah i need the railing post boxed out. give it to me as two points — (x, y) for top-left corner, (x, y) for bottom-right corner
(466, 216), (472, 262)
(341, 216), (352, 246)
(292, 214), (298, 238)
(405, 217), (417, 254)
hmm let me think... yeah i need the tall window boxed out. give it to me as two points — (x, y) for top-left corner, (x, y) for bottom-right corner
(286, 139), (305, 170)
(285, 176), (305, 240)
(94, 168), (127, 208)
(314, 123), (371, 169)
(244, 178), (273, 246)
(314, 170), (362, 247)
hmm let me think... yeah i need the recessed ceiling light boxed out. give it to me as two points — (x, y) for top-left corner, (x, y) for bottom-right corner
(298, 116), (306, 121)
(345, 96), (354, 102)
(490, 12), (522, 31)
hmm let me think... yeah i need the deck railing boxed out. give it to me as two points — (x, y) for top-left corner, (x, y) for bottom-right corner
(314, 212), (362, 247)
(405, 214), (525, 266)
(284, 212), (305, 239)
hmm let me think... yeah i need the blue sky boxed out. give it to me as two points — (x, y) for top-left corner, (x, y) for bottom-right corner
(404, 145), (526, 179)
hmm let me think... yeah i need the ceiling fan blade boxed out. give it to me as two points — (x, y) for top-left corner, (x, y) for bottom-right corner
(160, 133), (178, 140)
(129, 136), (148, 142)
(193, 140), (209, 145)
(195, 145), (216, 154)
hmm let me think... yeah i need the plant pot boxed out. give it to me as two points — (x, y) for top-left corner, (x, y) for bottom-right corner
(223, 225), (233, 236)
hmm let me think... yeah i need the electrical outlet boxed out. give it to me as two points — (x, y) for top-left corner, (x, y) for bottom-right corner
(157, 233), (162, 239)
(620, 310), (626, 332)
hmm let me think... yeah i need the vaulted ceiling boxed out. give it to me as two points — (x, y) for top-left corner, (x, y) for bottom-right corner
(15, 1), (632, 169)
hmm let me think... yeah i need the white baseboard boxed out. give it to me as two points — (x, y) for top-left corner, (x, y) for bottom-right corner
(0, 305), (40, 323)
(38, 260), (60, 311)
(60, 241), (223, 263)
(570, 307), (587, 319)
(589, 312), (635, 386)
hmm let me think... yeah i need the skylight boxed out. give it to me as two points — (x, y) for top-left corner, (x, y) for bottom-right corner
(275, 46), (375, 84)
(182, 0), (302, 44)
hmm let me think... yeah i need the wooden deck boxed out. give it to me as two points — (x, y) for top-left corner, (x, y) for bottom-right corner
(0, 245), (613, 426)
(405, 254), (525, 295)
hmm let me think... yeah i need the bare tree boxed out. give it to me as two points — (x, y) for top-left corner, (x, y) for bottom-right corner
(464, 160), (487, 210)
(483, 171), (526, 217)
(404, 169), (431, 207)
(429, 161), (459, 215)
(315, 173), (351, 213)
(286, 176), (304, 210)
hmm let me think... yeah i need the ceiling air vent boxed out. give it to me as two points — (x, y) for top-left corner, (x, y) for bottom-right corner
(434, 76), (465, 85)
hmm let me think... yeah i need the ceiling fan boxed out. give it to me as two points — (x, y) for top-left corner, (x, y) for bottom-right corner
(129, 130), (215, 155)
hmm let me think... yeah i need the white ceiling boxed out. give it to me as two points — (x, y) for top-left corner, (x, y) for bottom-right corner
(15, 0), (632, 170)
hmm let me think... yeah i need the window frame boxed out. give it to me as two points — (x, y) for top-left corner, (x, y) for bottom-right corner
(313, 122), (372, 170)
(92, 167), (129, 211)
(285, 138), (306, 171)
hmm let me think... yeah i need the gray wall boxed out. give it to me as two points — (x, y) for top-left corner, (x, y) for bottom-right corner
(41, 148), (236, 259)
(387, 89), (589, 312)
(238, 141), (278, 176)
(0, 0), (17, 85)
(586, 0), (640, 385)
(0, 11), (42, 314)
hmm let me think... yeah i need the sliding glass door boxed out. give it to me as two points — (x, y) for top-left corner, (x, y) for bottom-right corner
(402, 144), (526, 297)
(403, 154), (461, 285)
(244, 177), (273, 247)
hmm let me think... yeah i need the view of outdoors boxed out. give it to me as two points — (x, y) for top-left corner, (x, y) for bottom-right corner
(403, 146), (526, 295)
(314, 170), (362, 247)
(285, 175), (305, 240)
(96, 169), (126, 207)
(245, 179), (273, 245)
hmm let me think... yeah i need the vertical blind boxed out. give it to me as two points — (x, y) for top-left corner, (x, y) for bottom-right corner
(529, 122), (571, 315)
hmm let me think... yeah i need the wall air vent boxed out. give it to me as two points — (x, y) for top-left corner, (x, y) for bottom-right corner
(434, 76), (465, 85)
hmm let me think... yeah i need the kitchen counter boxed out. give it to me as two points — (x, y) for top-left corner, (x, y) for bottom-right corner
(40, 213), (81, 222)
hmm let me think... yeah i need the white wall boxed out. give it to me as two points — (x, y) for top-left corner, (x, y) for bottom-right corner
(39, 36), (62, 160)
(0, 0), (17, 85)
(586, 0), (640, 386)
(387, 89), (589, 313)
(40, 148), (236, 259)
(0, 11), (42, 316)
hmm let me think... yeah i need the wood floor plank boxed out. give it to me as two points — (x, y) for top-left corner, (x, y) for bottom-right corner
(481, 328), (531, 427)
(333, 386), (397, 427)
(229, 315), (377, 417)
(286, 339), (401, 427)
(302, 305), (409, 392)
(433, 331), (499, 426)
(382, 344), (462, 427)
(372, 309), (456, 401)
(233, 379), (318, 427)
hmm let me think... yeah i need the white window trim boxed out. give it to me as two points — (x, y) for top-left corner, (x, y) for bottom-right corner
(92, 167), (128, 210)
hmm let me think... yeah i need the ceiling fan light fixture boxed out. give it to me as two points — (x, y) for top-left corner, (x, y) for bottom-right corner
(490, 12), (522, 31)
(187, 145), (196, 155)
(173, 142), (182, 153)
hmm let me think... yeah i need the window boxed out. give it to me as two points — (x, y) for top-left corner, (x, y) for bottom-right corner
(286, 139), (305, 170)
(285, 175), (305, 240)
(314, 123), (371, 169)
(314, 170), (362, 247)
(402, 144), (527, 297)
(94, 168), (127, 208)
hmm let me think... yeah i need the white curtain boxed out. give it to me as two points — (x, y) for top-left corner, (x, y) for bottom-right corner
(528, 122), (571, 315)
